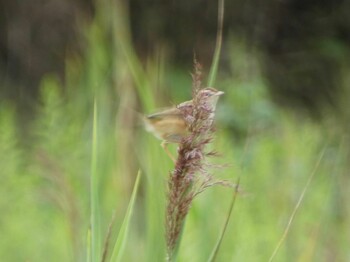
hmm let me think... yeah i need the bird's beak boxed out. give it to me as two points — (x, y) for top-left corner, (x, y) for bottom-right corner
(215, 91), (224, 96)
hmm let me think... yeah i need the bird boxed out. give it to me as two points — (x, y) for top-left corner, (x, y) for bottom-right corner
(143, 87), (224, 162)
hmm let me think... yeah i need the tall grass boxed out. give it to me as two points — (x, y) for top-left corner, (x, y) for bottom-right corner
(0, 0), (350, 261)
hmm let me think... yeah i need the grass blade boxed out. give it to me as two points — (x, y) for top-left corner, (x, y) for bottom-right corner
(112, 0), (155, 111)
(268, 146), (327, 262)
(87, 229), (91, 262)
(110, 171), (142, 262)
(101, 209), (117, 262)
(207, 178), (240, 262)
(207, 0), (225, 87)
(91, 99), (101, 262)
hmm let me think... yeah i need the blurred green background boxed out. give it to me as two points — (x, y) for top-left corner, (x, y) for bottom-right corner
(1, 0), (350, 261)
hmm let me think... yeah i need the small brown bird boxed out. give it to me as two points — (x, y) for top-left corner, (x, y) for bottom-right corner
(143, 87), (224, 161)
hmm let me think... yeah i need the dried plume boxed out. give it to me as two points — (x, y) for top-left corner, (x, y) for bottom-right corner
(165, 60), (228, 260)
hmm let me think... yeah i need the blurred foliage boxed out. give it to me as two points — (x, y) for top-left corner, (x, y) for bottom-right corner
(0, 1), (350, 262)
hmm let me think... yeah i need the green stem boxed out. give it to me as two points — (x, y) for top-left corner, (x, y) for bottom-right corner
(208, 0), (225, 87)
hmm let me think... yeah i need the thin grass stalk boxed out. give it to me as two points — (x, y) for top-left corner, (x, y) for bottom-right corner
(268, 145), (327, 262)
(207, 178), (240, 262)
(101, 210), (117, 262)
(91, 99), (101, 262)
(208, 0), (225, 87)
(87, 229), (91, 262)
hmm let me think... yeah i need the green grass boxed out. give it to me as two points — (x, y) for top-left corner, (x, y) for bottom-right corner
(109, 171), (141, 262)
(0, 1), (350, 262)
(90, 99), (101, 262)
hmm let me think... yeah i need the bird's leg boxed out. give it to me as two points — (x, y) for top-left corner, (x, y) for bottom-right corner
(161, 141), (176, 163)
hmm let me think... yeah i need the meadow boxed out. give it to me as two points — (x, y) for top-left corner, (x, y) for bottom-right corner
(1, 2), (349, 261)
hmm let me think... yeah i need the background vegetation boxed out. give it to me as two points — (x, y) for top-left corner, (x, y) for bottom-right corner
(1, 1), (350, 261)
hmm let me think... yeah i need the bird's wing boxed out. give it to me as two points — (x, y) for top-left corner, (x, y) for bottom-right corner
(147, 107), (182, 120)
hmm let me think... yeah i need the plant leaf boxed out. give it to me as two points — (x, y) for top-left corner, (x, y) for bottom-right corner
(110, 171), (142, 262)
(90, 99), (101, 262)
